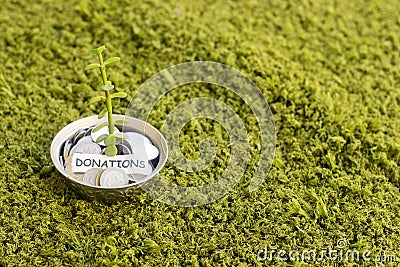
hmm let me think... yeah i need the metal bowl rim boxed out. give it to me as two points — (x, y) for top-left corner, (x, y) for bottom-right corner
(50, 115), (168, 190)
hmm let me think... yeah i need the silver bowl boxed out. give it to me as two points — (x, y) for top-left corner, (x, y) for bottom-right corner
(50, 115), (168, 202)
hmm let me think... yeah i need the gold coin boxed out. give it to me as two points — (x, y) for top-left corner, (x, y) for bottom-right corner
(95, 169), (105, 186)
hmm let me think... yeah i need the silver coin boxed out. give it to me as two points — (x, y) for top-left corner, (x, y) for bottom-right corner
(69, 142), (102, 155)
(63, 139), (73, 161)
(122, 139), (132, 149)
(129, 142), (159, 160)
(83, 168), (103, 186)
(71, 129), (83, 142)
(116, 142), (132, 155)
(144, 143), (159, 160)
(59, 156), (64, 167)
(99, 167), (129, 187)
(125, 132), (158, 159)
(119, 138), (132, 148)
(91, 126), (120, 146)
(72, 129), (87, 145)
(125, 132), (152, 145)
(83, 127), (92, 136)
(75, 136), (94, 146)
(122, 142), (132, 154)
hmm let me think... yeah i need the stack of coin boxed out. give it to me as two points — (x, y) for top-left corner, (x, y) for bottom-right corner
(71, 128), (92, 145)
(63, 127), (160, 187)
(79, 167), (132, 187)
(63, 128), (102, 181)
(71, 129), (86, 145)
(69, 136), (102, 155)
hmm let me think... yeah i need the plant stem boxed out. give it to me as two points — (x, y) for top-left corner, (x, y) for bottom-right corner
(97, 52), (115, 135)
(105, 90), (114, 134)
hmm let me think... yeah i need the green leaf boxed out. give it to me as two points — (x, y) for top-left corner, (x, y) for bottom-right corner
(91, 45), (106, 54)
(105, 145), (118, 156)
(88, 96), (106, 104)
(110, 92), (127, 99)
(104, 57), (120, 65)
(98, 108), (107, 119)
(84, 63), (100, 71)
(101, 84), (114, 91)
(114, 119), (128, 125)
(96, 134), (107, 143)
(93, 122), (108, 133)
(104, 135), (116, 146)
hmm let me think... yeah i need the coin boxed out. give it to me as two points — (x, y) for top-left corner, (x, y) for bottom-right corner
(69, 142), (102, 155)
(124, 132), (158, 159)
(83, 168), (103, 186)
(63, 139), (73, 160)
(59, 156), (64, 167)
(75, 136), (94, 146)
(64, 155), (84, 181)
(99, 167), (129, 187)
(72, 129), (87, 145)
(116, 142), (132, 155)
(130, 142), (159, 160)
(91, 125), (120, 146)
(144, 143), (159, 160)
(125, 132), (152, 145)
(95, 170), (104, 186)
(83, 127), (92, 137)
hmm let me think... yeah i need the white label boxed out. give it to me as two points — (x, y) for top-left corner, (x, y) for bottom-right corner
(71, 153), (153, 175)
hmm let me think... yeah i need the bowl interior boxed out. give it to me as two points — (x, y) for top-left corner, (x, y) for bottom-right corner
(50, 115), (168, 190)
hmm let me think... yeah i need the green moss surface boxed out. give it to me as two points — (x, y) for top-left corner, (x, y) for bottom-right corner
(0, 0), (400, 266)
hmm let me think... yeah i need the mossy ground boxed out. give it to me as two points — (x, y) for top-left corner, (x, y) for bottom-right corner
(1, 0), (400, 266)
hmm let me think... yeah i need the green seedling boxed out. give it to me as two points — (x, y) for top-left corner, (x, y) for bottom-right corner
(85, 45), (128, 156)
